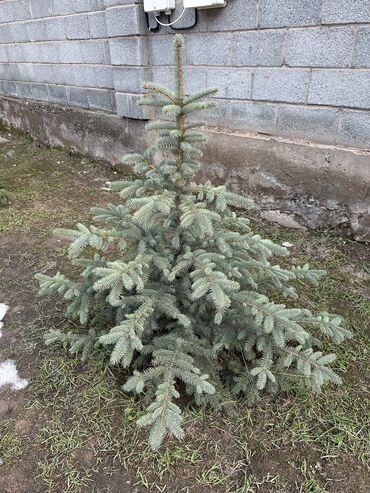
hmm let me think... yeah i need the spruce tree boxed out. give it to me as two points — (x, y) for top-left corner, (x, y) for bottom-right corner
(36, 35), (352, 450)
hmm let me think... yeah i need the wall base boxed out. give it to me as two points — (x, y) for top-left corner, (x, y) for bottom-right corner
(0, 96), (369, 241)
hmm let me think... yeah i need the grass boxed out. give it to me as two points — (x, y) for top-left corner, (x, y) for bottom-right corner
(0, 429), (23, 463)
(0, 125), (369, 492)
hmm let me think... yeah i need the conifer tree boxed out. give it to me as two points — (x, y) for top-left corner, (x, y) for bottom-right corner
(36, 35), (352, 450)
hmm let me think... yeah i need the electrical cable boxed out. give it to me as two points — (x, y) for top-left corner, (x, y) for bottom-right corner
(169, 8), (198, 30)
(145, 11), (160, 32)
(154, 7), (187, 26)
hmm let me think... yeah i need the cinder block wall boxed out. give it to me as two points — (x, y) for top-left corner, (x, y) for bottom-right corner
(0, 0), (370, 149)
(0, 0), (115, 112)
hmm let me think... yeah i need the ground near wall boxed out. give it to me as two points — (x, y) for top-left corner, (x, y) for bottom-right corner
(0, 126), (369, 493)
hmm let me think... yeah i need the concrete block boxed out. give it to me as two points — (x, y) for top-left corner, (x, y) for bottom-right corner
(110, 38), (147, 66)
(7, 22), (24, 43)
(0, 63), (13, 81)
(9, 62), (20, 80)
(52, 64), (76, 85)
(115, 92), (147, 119)
(87, 88), (115, 112)
(147, 36), (174, 66)
(33, 64), (54, 83)
(3, 48), (13, 65)
(186, 33), (232, 65)
(205, 99), (230, 126)
(94, 66), (114, 88)
(53, 0), (103, 16)
(81, 40), (110, 64)
(337, 110), (370, 148)
(45, 17), (66, 40)
(21, 44), (38, 63)
(11, 0), (32, 21)
(65, 14), (91, 40)
(39, 42), (60, 63)
(8, 45), (25, 63)
(277, 105), (338, 144)
(26, 19), (47, 41)
(9, 22), (29, 43)
(207, 0), (257, 31)
(0, 1), (13, 23)
(67, 86), (89, 108)
(0, 47), (8, 63)
(30, 0), (54, 18)
(207, 67), (252, 99)
(58, 41), (84, 64)
(0, 24), (10, 43)
(0, 63), (10, 80)
(12, 63), (23, 80)
(48, 84), (68, 105)
(2, 81), (17, 97)
(30, 82), (50, 101)
(353, 27), (370, 69)
(260, 0), (322, 27)
(73, 65), (97, 87)
(321, 0), (370, 24)
(113, 66), (148, 93)
(228, 100), (277, 134)
(287, 27), (354, 68)
(106, 5), (145, 37)
(185, 66), (209, 94)
(1, 52), (10, 67)
(88, 11), (108, 38)
(309, 70), (370, 110)
(15, 81), (32, 99)
(253, 68), (310, 103)
(0, 65), (7, 81)
(149, 66), (171, 88)
(17, 63), (35, 82)
(232, 31), (284, 66)
(151, 65), (206, 94)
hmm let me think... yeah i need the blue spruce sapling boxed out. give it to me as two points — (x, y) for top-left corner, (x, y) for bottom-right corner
(36, 35), (352, 450)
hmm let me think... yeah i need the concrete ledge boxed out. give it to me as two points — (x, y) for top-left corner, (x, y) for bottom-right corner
(0, 95), (147, 161)
(201, 128), (370, 241)
(0, 96), (369, 241)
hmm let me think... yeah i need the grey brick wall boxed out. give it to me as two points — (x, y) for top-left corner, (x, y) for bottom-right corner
(0, 0), (370, 149)
(0, 0), (116, 115)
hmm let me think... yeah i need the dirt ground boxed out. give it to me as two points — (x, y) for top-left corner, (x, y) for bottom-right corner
(0, 124), (369, 493)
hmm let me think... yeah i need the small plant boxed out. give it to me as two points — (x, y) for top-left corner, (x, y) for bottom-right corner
(0, 184), (13, 206)
(36, 35), (352, 450)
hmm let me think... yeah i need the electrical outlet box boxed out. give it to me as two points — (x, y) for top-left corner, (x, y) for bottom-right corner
(144, 0), (175, 13)
(183, 0), (227, 9)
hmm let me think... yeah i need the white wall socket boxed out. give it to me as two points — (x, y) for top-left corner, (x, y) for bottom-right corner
(183, 0), (227, 9)
(144, 0), (176, 13)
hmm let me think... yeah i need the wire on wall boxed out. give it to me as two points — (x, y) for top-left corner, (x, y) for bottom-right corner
(169, 8), (198, 30)
(145, 8), (199, 31)
(145, 11), (160, 32)
(155, 7), (187, 26)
